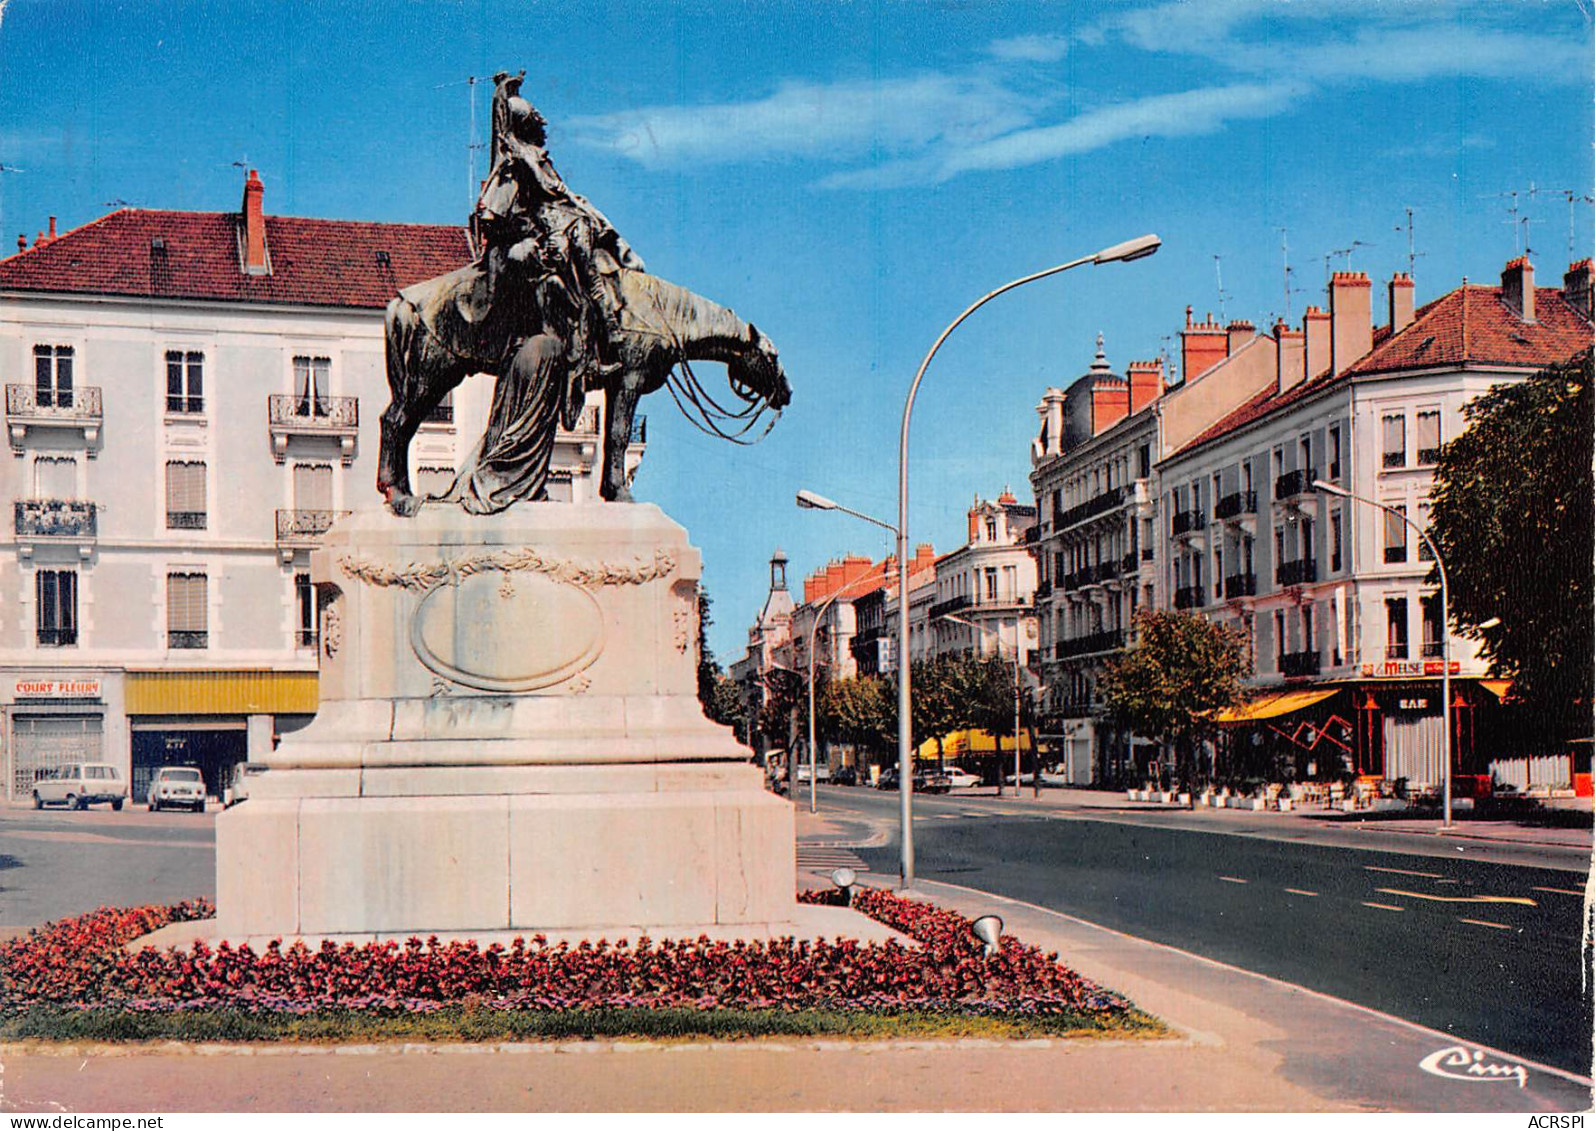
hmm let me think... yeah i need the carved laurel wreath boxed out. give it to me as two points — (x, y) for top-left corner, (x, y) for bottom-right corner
(337, 546), (676, 592)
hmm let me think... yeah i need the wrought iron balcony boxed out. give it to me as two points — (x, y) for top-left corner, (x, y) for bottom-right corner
(6, 384), (103, 454)
(1280, 649), (1321, 678)
(1214, 490), (1257, 521)
(15, 499), (96, 539)
(1274, 467), (1318, 501)
(1034, 580), (1053, 601)
(1421, 640), (1444, 658)
(1417, 446), (1441, 466)
(1275, 558), (1318, 587)
(1382, 450), (1406, 469)
(37, 626), (77, 647)
(1171, 508), (1206, 537)
(276, 509), (352, 556)
(1223, 572), (1257, 599)
(1120, 551), (1137, 576)
(1057, 629), (1126, 658)
(1141, 546), (1155, 562)
(1095, 557), (1121, 583)
(166, 511), (207, 530)
(168, 630), (208, 650)
(1058, 485), (1124, 529)
(296, 629), (319, 649)
(927, 593), (972, 620)
(268, 394), (360, 465)
(1173, 584), (1205, 610)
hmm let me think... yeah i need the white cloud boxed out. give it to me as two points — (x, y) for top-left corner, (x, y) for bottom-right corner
(986, 34), (1071, 62)
(569, 75), (1042, 169)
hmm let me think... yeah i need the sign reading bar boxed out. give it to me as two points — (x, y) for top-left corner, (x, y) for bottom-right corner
(1360, 661), (1462, 678)
(14, 678), (102, 699)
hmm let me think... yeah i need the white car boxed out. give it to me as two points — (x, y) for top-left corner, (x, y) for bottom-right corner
(148, 766), (208, 812)
(945, 768), (981, 789)
(33, 763), (128, 810)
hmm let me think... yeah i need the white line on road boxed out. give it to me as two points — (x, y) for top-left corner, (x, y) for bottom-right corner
(1531, 886), (1585, 897)
(1284, 888), (1319, 897)
(1218, 876), (1249, 884)
(1361, 901), (1406, 912)
(1458, 918), (1514, 931)
(1375, 887), (1536, 907)
(1363, 865), (1444, 879)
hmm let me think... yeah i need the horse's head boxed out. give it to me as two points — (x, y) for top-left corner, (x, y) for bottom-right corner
(728, 324), (791, 411)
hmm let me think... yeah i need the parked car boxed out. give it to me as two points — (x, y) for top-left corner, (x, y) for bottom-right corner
(832, 766), (858, 786)
(874, 767), (952, 794)
(875, 766), (900, 790)
(945, 767), (981, 789)
(32, 763), (127, 810)
(794, 762), (833, 784)
(148, 765), (207, 812)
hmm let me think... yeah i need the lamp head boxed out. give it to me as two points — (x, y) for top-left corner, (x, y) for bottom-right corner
(830, 866), (857, 907)
(1094, 234), (1161, 264)
(1311, 479), (1351, 498)
(796, 489), (838, 511)
(970, 914), (1004, 957)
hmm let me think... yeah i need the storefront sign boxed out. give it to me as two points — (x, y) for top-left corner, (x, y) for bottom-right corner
(1360, 661), (1461, 678)
(14, 678), (102, 699)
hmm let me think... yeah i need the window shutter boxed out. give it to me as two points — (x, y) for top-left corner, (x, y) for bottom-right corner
(168, 574), (207, 633)
(293, 464), (333, 511)
(166, 462), (207, 515)
(36, 457), (76, 499)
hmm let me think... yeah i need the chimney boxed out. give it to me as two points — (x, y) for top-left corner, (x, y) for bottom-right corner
(241, 169), (268, 275)
(1128, 359), (1163, 414)
(968, 504), (981, 543)
(1275, 320), (1306, 395)
(1226, 319), (1256, 356)
(1302, 305), (1331, 381)
(1388, 272), (1415, 333)
(1564, 259), (1593, 320)
(16, 234), (25, 253)
(1180, 307), (1228, 383)
(1501, 256), (1535, 323)
(1329, 271), (1372, 376)
(1091, 381), (1130, 435)
(44, 216), (56, 244)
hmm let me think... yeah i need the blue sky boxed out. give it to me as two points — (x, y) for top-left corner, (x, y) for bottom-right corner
(1, 0), (1590, 665)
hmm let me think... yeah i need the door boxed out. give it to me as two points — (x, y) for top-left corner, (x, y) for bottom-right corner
(11, 716), (102, 800)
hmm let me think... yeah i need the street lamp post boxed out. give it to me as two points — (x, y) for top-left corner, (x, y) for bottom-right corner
(894, 234), (1161, 888)
(1313, 479), (1454, 830)
(943, 613), (1024, 799)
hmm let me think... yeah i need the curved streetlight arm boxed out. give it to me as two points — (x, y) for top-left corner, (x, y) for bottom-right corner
(1313, 479), (1452, 828)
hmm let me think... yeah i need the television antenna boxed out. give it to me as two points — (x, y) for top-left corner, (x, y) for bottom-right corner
(1482, 189), (1526, 254)
(1528, 186), (1595, 259)
(1212, 254), (1230, 322)
(436, 75), (491, 217)
(1394, 207), (1425, 276)
(1324, 240), (1372, 282)
(1277, 227), (1305, 320)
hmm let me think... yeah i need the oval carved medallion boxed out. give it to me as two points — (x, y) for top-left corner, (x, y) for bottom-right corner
(409, 571), (604, 692)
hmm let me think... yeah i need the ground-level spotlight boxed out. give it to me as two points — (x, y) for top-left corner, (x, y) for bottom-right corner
(830, 866), (857, 906)
(971, 914), (1004, 957)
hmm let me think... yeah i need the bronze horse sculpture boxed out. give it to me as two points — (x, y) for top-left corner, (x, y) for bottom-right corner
(376, 264), (790, 514)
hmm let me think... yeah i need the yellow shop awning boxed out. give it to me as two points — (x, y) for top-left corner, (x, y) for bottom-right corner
(1480, 679), (1513, 701)
(125, 670), (318, 716)
(1214, 689), (1337, 724)
(915, 728), (1032, 760)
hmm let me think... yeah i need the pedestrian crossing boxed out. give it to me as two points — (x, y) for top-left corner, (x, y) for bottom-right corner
(796, 843), (869, 873)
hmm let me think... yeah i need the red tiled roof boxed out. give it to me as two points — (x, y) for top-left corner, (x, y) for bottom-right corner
(1175, 282), (1592, 456)
(0, 209), (471, 309)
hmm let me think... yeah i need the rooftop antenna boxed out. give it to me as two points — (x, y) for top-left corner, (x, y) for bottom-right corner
(1528, 186), (1594, 259)
(1277, 227), (1304, 320)
(1212, 254), (1230, 322)
(1394, 207), (1425, 277)
(1482, 189), (1524, 254)
(436, 74), (491, 217)
(1331, 240), (1372, 271)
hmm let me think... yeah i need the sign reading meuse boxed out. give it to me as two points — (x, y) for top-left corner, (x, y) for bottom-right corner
(14, 678), (102, 699)
(1360, 661), (1461, 678)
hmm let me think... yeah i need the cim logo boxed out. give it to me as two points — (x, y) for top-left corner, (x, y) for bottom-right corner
(1419, 1045), (1529, 1088)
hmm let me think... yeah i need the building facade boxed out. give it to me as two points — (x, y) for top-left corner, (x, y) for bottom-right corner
(0, 175), (642, 802)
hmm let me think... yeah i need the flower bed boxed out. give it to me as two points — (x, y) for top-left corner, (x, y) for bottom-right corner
(0, 889), (1149, 1039)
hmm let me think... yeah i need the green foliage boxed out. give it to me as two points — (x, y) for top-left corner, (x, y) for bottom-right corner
(820, 674), (896, 754)
(757, 667), (805, 748)
(1428, 348), (1593, 747)
(1100, 610), (1251, 749)
(704, 675), (745, 730)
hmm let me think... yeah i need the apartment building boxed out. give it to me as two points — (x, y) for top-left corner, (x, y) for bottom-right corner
(0, 174), (641, 802)
(1158, 258), (1592, 788)
(926, 492), (1038, 670)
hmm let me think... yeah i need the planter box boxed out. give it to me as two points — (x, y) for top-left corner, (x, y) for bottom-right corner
(1251, 798), (1267, 811)
(1127, 790), (1138, 801)
(1277, 798), (1293, 812)
(1160, 791), (1176, 804)
(1177, 793), (1191, 806)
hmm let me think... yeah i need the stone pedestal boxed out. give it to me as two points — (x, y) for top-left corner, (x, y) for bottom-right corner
(216, 504), (795, 940)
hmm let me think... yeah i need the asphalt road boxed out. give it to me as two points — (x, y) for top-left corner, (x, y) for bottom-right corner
(819, 785), (1592, 1075)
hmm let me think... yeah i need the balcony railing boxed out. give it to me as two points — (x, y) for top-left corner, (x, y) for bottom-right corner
(166, 511), (207, 530)
(1173, 585), (1204, 610)
(1057, 629), (1125, 658)
(276, 509), (352, 543)
(37, 627), (77, 647)
(168, 630), (208, 650)
(1382, 450), (1406, 469)
(1171, 508), (1206, 537)
(1120, 551), (1137, 576)
(1280, 650), (1321, 678)
(296, 629), (319, 649)
(1383, 546), (1408, 564)
(268, 394), (360, 464)
(1214, 490), (1257, 521)
(1276, 558), (1318, 587)
(1034, 580), (1053, 601)
(1141, 546), (1155, 562)
(1385, 644), (1410, 661)
(15, 499), (96, 539)
(1421, 640), (1444, 658)
(7, 385), (104, 453)
(1223, 572), (1257, 599)
(1417, 446), (1441, 466)
(927, 593), (971, 620)
(1095, 558), (1121, 583)
(1063, 567), (1090, 590)
(1058, 485), (1124, 529)
(1275, 467), (1319, 500)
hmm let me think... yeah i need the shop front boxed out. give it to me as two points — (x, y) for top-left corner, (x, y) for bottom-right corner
(5, 675), (110, 801)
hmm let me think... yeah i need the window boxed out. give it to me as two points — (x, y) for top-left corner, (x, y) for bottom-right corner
(34, 456), (76, 499)
(292, 462), (333, 512)
(1421, 594), (1443, 658)
(1274, 609), (1286, 667)
(1212, 472), (1223, 508)
(1383, 504), (1407, 564)
(1242, 459), (1253, 495)
(1274, 525), (1286, 569)
(1137, 444), (1151, 479)
(166, 461), (207, 529)
(1300, 516), (1315, 567)
(33, 345), (74, 408)
(1416, 410), (1441, 464)
(1381, 413), (1406, 469)
(166, 351), (204, 414)
(1241, 534), (1254, 574)
(1385, 597), (1409, 659)
(292, 356), (331, 417)
(1271, 447), (1284, 484)
(1328, 425), (1342, 480)
(36, 569), (77, 647)
(984, 568), (997, 601)
(296, 572), (317, 648)
(416, 465), (454, 497)
(1417, 502), (1434, 561)
(984, 517), (997, 542)
(1213, 545), (1223, 598)
(167, 572), (208, 649)
(1301, 605), (1315, 656)
(1298, 433), (1312, 472)
(1330, 509), (1343, 572)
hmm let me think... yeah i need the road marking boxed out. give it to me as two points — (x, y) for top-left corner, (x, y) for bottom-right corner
(1375, 887), (1536, 907)
(1532, 886), (1584, 897)
(1217, 875), (1249, 884)
(1362, 901), (1406, 912)
(1363, 864), (1444, 879)
(1458, 917), (1514, 931)
(1284, 888), (1319, 897)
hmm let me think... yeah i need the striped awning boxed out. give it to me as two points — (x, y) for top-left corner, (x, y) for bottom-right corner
(1214, 689), (1338, 724)
(124, 670), (318, 715)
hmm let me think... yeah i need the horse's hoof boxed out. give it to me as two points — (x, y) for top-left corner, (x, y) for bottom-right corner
(386, 493), (423, 518)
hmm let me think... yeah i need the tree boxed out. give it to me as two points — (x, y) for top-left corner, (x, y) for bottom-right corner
(820, 675), (896, 764)
(704, 675), (746, 733)
(1099, 609), (1251, 788)
(1428, 348), (1593, 748)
